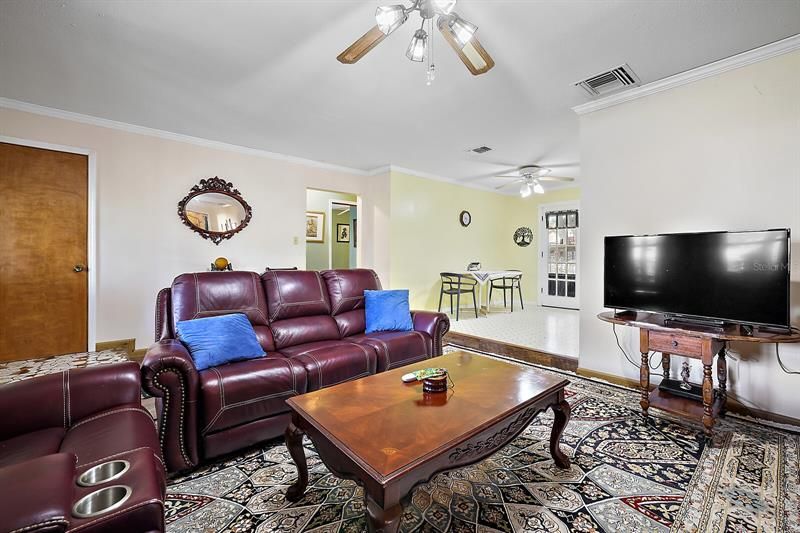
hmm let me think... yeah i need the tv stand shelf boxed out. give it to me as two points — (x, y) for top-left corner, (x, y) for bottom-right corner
(598, 311), (800, 439)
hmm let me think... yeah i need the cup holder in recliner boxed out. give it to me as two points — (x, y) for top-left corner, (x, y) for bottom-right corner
(72, 485), (132, 519)
(77, 460), (130, 487)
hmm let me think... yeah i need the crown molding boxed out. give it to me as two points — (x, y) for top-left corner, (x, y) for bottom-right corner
(387, 165), (512, 195)
(0, 97), (571, 196)
(573, 33), (800, 116)
(0, 96), (373, 176)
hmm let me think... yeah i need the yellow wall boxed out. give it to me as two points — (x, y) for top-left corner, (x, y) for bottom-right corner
(389, 170), (580, 310)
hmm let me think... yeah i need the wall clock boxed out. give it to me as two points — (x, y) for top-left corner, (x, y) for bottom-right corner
(459, 210), (472, 227)
(514, 227), (533, 247)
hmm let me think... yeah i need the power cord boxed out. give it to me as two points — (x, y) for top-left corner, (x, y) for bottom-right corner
(613, 323), (664, 377)
(613, 323), (640, 369)
(776, 343), (800, 375)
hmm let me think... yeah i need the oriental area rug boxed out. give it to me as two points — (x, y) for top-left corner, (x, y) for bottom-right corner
(163, 346), (799, 533)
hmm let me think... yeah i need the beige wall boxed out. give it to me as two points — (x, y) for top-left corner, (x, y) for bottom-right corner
(578, 51), (800, 419)
(389, 170), (580, 310)
(0, 107), (390, 350)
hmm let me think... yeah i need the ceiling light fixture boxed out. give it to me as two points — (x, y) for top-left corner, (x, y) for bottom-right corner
(446, 13), (477, 47)
(432, 0), (457, 14)
(519, 178), (545, 197)
(338, 0), (494, 83)
(376, 5), (408, 35)
(406, 28), (428, 62)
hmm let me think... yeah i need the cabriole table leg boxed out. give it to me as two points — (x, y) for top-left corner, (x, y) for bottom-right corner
(285, 420), (308, 502)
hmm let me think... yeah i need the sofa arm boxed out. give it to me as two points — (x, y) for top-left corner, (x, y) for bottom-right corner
(411, 311), (451, 356)
(0, 362), (141, 441)
(141, 340), (201, 473)
(0, 453), (75, 533)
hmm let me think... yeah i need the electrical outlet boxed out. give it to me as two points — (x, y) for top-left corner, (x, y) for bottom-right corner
(293, 236), (299, 245)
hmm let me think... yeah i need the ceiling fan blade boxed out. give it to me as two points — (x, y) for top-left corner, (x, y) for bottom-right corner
(438, 19), (495, 75)
(461, 167), (519, 182)
(337, 25), (387, 64)
(542, 162), (580, 169)
(538, 176), (575, 182)
(495, 175), (522, 179)
(495, 179), (523, 190)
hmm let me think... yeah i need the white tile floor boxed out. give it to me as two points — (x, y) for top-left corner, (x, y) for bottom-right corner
(448, 304), (579, 358)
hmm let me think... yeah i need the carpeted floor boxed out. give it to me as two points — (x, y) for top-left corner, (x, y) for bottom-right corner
(164, 347), (799, 533)
(2, 346), (796, 531)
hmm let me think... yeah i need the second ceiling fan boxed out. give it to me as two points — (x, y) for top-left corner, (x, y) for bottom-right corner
(495, 166), (575, 198)
(338, 0), (494, 83)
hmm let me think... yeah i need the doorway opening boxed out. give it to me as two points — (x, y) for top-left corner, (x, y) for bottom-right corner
(305, 189), (359, 270)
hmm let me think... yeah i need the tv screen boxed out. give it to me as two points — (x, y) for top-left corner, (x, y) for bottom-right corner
(604, 229), (790, 328)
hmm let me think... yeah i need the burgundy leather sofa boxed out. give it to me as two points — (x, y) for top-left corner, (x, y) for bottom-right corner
(141, 269), (449, 473)
(0, 362), (165, 533)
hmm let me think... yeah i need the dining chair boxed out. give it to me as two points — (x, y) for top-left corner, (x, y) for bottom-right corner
(438, 273), (479, 321)
(489, 272), (524, 312)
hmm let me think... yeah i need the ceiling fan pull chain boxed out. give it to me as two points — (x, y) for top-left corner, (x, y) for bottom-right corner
(427, 17), (436, 86)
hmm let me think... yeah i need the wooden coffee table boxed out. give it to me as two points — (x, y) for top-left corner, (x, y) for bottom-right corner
(284, 351), (571, 533)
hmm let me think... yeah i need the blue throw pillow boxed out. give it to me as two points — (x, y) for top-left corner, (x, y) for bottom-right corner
(365, 289), (414, 333)
(176, 313), (266, 371)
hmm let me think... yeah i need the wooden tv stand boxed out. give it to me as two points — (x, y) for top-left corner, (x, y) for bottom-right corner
(598, 311), (800, 439)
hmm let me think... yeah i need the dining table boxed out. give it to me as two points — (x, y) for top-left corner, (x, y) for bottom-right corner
(457, 269), (522, 314)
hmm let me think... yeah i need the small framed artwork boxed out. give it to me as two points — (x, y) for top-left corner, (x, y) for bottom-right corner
(337, 223), (351, 243)
(306, 211), (325, 242)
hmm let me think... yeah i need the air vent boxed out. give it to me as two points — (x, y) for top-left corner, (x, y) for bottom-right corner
(576, 64), (640, 97)
(468, 146), (493, 154)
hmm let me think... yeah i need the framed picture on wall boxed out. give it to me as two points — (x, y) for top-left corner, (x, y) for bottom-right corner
(336, 223), (351, 243)
(306, 211), (325, 242)
(353, 219), (357, 248)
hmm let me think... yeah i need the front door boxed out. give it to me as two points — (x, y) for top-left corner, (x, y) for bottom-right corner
(539, 205), (580, 309)
(0, 142), (88, 361)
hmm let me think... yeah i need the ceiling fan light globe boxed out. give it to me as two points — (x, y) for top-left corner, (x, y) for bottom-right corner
(449, 14), (478, 47)
(432, 0), (457, 15)
(533, 182), (545, 195)
(406, 29), (428, 62)
(520, 183), (533, 198)
(376, 5), (407, 35)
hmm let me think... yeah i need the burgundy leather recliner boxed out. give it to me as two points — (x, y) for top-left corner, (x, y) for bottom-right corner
(0, 362), (165, 533)
(141, 269), (450, 473)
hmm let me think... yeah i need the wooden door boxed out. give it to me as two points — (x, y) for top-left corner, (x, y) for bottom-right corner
(0, 142), (88, 361)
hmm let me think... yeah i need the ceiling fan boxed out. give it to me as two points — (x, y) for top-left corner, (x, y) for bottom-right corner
(337, 0), (494, 83)
(494, 166), (575, 198)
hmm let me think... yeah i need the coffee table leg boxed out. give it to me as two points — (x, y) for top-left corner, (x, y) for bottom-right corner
(549, 399), (571, 469)
(366, 495), (402, 533)
(285, 421), (308, 502)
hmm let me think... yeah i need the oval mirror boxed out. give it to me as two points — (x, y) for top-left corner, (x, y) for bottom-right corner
(178, 177), (252, 244)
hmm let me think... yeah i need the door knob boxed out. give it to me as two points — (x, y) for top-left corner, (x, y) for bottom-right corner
(74, 264), (86, 273)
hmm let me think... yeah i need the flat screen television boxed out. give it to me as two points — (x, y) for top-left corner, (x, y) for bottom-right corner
(604, 229), (791, 328)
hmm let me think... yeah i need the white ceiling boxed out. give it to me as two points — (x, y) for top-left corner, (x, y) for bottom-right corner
(1, 1), (798, 193)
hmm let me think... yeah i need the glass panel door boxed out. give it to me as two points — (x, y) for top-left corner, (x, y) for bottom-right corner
(540, 208), (579, 309)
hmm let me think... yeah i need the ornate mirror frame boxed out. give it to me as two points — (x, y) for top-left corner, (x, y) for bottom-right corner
(177, 176), (253, 245)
